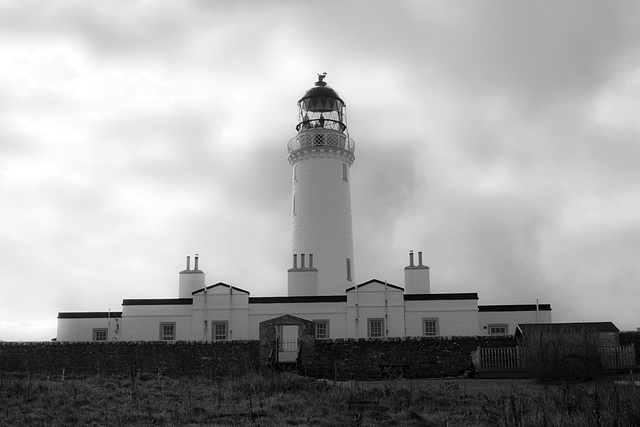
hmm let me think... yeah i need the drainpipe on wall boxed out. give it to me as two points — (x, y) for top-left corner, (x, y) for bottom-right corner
(203, 255), (208, 341)
(229, 284), (233, 340)
(204, 285), (208, 341)
(384, 280), (389, 338)
(355, 282), (359, 339)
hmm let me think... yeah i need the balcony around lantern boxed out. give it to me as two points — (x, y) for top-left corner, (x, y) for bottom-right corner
(287, 128), (355, 154)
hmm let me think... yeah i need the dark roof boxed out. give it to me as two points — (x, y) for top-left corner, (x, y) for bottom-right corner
(249, 295), (346, 304)
(299, 83), (343, 104)
(122, 298), (193, 306)
(479, 304), (552, 312)
(192, 282), (250, 295)
(405, 293), (479, 301)
(515, 322), (620, 337)
(58, 312), (122, 319)
(346, 279), (404, 293)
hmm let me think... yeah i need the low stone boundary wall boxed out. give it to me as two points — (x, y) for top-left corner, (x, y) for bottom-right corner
(304, 336), (516, 379)
(0, 336), (524, 380)
(0, 341), (260, 378)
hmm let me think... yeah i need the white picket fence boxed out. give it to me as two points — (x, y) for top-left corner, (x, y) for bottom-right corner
(472, 344), (636, 373)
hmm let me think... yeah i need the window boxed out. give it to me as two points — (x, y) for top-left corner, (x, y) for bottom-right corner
(422, 318), (439, 337)
(293, 165), (297, 182)
(342, 163), (348, 182)
(159, 322), (176, 341)
(314, 320), (329, 339)
(346, 258), (352, 281)
(93, 328), (107, 341)
(368, 318), (384, 338)
(488, 324), (508, 336)
(212, 321), (228, 341)
(293, 195), (297, 216)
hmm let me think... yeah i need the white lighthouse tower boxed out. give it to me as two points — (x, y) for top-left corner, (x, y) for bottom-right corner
(287, 74), (356, 296)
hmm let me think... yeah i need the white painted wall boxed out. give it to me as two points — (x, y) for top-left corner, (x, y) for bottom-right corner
(179, 271), (205, 298)
(290, 138), (354, 296)
(120, 303), (193, 341)
(404, 267), (430, 294)
(57, 298), (556, 341)
(346, 282), (406, 338)
(56, 317), (121, 342)
(405, 299), (480, 337)
(287, 269), (318, 296)
(478, 309), (552, 336)
(191, 285), (250, 340)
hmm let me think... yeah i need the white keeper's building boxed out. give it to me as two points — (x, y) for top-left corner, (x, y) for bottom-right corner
(57, 75), (552, 342)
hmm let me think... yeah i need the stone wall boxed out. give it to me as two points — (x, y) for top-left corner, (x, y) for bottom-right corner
(0, 341), (260, 378)
(4, 334), (634, 380)
(1, 335), (517, 380)
(305, 336), (517, 379)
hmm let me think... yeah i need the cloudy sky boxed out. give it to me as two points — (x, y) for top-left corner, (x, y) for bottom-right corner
(1, 0), (640, 341)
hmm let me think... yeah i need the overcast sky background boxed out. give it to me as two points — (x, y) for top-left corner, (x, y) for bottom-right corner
(1, 0), (640, 341)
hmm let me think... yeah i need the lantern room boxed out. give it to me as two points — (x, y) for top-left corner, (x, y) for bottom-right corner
(296, 73), (347, 133)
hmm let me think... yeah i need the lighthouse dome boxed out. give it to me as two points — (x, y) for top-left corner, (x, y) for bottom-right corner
(298, 74), (344, 113)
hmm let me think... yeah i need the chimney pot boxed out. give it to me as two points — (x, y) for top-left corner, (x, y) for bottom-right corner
(293, 254), (298, 269)
(301, 253), (306, 269)
(186, 256), (191, 271)
(309, 254), (314, 269)
(409, 250), (415, 267)
(418, 251), (424, 267)
(194, 254), (199, 271)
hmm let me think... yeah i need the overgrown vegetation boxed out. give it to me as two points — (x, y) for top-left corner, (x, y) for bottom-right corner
(522, 328), (606, 382)
(1, 370), (639, 426)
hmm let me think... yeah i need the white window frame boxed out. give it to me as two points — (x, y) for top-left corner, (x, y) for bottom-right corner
(314, 320), (330, 339)
(368, 318), (384, 339)
(342, 163), (348, 182)
(159, 322), (176, 341)
(346, 258), (352, 281)
(93, 328), (108, 341)
(488, 324), (509, 336)
(422, 318), (439, 337)
(212, 321), (228, 342)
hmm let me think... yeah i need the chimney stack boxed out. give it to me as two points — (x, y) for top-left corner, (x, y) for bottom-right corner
(404, 250), (430, 294)
(178, 254), (206, 298)
(288, 253), (318, 296)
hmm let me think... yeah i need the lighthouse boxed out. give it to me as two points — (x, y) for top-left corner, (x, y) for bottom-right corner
(287, 74), (356, 296)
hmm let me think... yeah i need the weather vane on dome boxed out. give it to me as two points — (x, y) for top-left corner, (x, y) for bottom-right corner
(316, 72), (327, 86)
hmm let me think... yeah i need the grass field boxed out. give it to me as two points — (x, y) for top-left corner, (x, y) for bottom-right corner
(1, 371), (640, 426)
